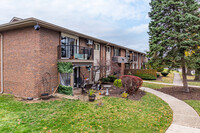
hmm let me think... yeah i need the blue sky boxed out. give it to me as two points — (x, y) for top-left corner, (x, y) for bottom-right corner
(0, 0), (151, 53)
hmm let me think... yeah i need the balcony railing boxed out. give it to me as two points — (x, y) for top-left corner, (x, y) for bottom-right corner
(58, 45), (93, 60)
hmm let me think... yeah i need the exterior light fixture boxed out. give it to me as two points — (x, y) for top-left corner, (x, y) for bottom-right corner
(34, 23), (40, 31)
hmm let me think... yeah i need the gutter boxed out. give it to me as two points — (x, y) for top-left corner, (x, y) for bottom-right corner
(0, 33), (3, 93)
(0, 17), (146, 55)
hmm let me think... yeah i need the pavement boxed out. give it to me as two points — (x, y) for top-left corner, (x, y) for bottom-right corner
(173, 73), (183, 85)
(141, 87), (200, 133)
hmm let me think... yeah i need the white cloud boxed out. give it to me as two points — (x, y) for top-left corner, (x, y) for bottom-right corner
(127, 24), (149, 34)
(0, 0), (150, 52)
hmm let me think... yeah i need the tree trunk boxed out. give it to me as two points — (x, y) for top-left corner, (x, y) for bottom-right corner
(181, 57), (189, 92)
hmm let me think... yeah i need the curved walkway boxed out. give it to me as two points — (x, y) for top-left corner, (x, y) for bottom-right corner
(141, 87), (200, 133)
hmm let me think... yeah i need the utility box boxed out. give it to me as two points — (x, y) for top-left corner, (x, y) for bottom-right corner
(112, 56), (128, 63)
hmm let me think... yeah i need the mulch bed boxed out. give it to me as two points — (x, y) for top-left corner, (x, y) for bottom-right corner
(102, 87), (146, 100)
(156, 87), (200, 100)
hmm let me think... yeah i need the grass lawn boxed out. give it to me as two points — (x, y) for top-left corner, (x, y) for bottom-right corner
(185, 100), (200, 116)
(142, 82), (174, 89)
(144, 72), (174, 84)
(0, 94), (172, 133)
(179, 72), (200, 86)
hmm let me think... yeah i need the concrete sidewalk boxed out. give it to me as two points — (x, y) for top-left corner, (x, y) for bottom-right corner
(173, 72), (183, 85)
(141, 87), (200, 133)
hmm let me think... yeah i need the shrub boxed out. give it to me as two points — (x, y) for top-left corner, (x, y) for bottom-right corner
(89, 89), (96, 96)
(121, 92), (128, 98)
(157, 67), (164, 72)
(100, 77), (110, 83)
(57, 62), (73, 73)
(107, 75), (117, 82)
(161, 72), (169, 77)
(157, 73), (160, 78)
(120, 75), (143, 95)
(113, 79), (122, 88)
(58, 85), (72, 95)
(134, 73), (156, 80)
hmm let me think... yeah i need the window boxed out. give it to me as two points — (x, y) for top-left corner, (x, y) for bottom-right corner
(133, 54), (137, 61)
(61, 36), (77, 58)
(107, 66), (110, 71)
(114, 48), (120, 56)
(125, 63), (130, 69)
(94, 44), (100, 50)
(106, 46), (111, 52)
(126, 50), (129, 57)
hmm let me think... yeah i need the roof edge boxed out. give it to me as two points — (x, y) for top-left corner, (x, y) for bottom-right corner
(0, 17), (146, 55)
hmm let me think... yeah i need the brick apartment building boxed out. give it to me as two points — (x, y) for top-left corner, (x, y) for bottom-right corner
(0, 17), (146, 98)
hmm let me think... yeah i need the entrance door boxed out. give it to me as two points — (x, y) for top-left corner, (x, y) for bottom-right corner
(74, 67), (80, 87)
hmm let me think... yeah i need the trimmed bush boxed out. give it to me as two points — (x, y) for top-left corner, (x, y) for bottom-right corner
(161, 72), (169, 77)
(134, 73), (156, 80)
(156, 67), (164, 72)
(113, 79), (122, 88)
(58, 85), (72, 95)
(108, 75), (117, 82)
(100, 77), (110, 83)
(120, 75), (143, 95)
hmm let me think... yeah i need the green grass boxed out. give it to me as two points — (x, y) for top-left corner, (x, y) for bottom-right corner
(0, 94), (172, 133)
(179, 72), (200, 86)
(185, 100), (200, 116)
(188, 82), (200, 86)
(142, 82), (174, 89)
(144, 72), (174, 84)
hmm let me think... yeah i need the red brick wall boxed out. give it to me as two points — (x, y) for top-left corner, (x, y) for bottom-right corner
(2, 27), (60, 98)
(36, 27), (60, 97)
(3, 27), (40, 98)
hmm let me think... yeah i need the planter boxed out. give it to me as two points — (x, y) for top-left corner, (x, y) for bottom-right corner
(88, 94), (96, 102)
(41, 93), (49, 100)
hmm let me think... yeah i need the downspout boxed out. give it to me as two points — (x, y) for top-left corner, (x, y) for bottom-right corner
(0, 33), (3, 94)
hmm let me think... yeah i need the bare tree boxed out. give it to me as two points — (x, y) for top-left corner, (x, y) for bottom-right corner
(93, 59), (121, 82)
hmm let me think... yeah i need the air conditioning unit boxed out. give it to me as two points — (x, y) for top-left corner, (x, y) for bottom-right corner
(112, 56), (128, 63)
(86, 39), (93, 45)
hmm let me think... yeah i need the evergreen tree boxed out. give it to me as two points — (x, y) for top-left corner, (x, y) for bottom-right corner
(186, 47), (200, 80)
(148, 0), (200, 92)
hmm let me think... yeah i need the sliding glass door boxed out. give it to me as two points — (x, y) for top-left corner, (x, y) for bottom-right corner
(61, 37), (77, 59)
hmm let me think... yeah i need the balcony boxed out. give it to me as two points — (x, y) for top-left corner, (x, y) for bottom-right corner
(129, 56), (137, 62)
(58, 45), (94, 63)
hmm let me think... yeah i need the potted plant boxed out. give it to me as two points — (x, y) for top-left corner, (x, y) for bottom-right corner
(88, 89), (96, 102)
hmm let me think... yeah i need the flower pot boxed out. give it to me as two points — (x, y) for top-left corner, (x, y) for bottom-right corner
(88, 94), (96, 102)
(41, 93), (49, 100)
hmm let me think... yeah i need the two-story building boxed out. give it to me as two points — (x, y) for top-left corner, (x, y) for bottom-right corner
(0, 17), (146, 98)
